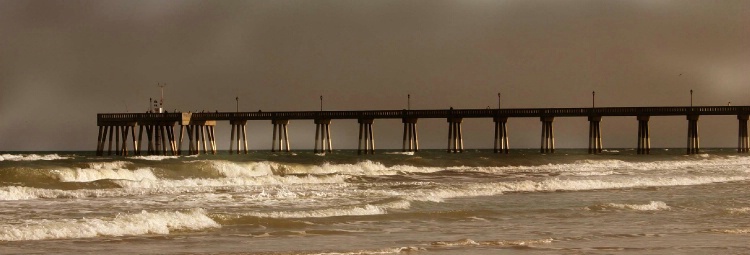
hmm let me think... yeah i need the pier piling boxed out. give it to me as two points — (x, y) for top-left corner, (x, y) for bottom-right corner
(272, 119), (290, 152)
(636, 116), (651, 154)
(540, 116), (555, 154)
(447, 117), (464, 153)
(314, 119), (332, 154)
(493, 117), (509, 154)
(402, 118), (419, 152)
(588, 116), (603, 154)
(687, 115), (700, 154)
(739, 115), (749, 153)
(358, 118), (375, 155)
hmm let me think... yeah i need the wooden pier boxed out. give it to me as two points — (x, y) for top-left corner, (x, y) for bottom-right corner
(96, 106), (750, 156)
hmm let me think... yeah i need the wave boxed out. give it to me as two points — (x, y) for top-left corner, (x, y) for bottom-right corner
(0, 154), (70, 161)
(241, 200), (410, 218)
(130, 155), (180, 161)
(54, 168), (157, 183)
(460, 157), (750, 176)
(383, 151), (415, 155)
(0, 209), (219, 241)
(431, 237), (553, 247)
(587, 201), (671, 211)
(401, 175), (748, 202)
(195, 156), (746, 178)
(113, 174), (347, 189)
(711, 228), (750, 234)
(725, 207), (750, 214)
(187, 160), (445, 178)
(298, 246), (424, 255)
(203, 160), (276, 178)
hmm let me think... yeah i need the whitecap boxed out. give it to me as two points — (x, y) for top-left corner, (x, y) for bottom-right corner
(0, 209), (220, 241)
(244, 200), (410, 218)
(0, 154), (70, 161)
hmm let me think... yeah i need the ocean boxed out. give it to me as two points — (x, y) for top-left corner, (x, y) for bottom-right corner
(1, 149), (750, 254)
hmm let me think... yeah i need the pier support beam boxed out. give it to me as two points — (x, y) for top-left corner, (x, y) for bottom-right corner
(96, 126), (105, 156)
(176, 125), (183, 155)
(229, 120), (248, 154)
(183, 122), (217, 155)
(402, 118), (419, 152)
(447, 117), (464, 153)
(493, 117), (509, 154)
(739, 115), (749, 153)
(314, 119), (333, 154)
(272, 119), (290, 152)
(540, 116), (555, 154)
(588, 116), (603, 154)
(637, 116), (651, 154)
(687, 115), (700, 154)
(119, 126), (130, 156)
(96, 124), (137, 157)
(358, 118), (375, 155)
(133, 125), (140, 156)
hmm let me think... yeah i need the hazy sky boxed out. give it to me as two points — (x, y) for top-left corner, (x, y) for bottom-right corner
(1, 0), (748, 151)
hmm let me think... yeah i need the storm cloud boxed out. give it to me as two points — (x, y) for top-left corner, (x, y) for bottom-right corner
(1, 0), (748, 151)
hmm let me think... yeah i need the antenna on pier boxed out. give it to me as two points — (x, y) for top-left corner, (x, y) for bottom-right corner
(157, 83), (166, 107)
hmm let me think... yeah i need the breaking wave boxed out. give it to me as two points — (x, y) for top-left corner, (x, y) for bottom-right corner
(0, 209), (219, 241)
(0, 154), (70, 161)
(129, 155), (180, 161)
(431, 237), (553, 247)
(587, 201), (671, 211)
(243, 200), (410, 218)
(400, 175), (747, 202)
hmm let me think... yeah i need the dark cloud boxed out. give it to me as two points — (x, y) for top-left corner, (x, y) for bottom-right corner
(1, 0), (748, 150)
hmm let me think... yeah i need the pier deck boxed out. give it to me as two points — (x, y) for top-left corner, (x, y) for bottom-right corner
(95, 106), (750, 156)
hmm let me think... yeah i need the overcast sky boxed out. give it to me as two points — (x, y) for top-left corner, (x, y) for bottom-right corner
(1, 0), (748, 151)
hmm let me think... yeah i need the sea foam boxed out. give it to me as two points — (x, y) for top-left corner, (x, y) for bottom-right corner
(244, 200), (410, 218)
(400, 175), (748, 202)
(0, 209), (220, 241)
(0, 154), (70, 161)
(130, 155), (180, 161)
(54, 168), (157, 182)
(588, 201), (671, 211)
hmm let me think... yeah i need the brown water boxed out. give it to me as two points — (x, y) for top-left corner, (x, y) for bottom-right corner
(2, 149), (750, 254)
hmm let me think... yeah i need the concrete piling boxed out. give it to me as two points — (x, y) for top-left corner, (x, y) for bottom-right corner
(636, 115), (651, 154)
(540, 116), (555, 154)
(588, 116), (603, 154)
(272, 119), (290, 152)
(493, 117), (509, 154)
(228, 120), (247, 154)
(447, 117), (464, 153)
(739, 115), (749, 153)
(314, 119), (332, 154)
(402, 118), (419, 152)
(358, 118), (375, 155)
(687, 115), (700, 154)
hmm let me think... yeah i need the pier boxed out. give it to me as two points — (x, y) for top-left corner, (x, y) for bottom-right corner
(96, 106), (750, 156)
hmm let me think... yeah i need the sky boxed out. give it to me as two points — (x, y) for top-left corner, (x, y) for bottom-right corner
(0, 0), (748, 151)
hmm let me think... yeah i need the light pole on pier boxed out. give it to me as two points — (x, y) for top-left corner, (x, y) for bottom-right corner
(408, 94), (411, 110)
(320, 95), (323, 111)
(498, 93), (501, 109)
(690, 89), (693, 108)
(236, 96), (239, 112)
(592, 91), (596, 108)
(157, 83), (166, 107)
